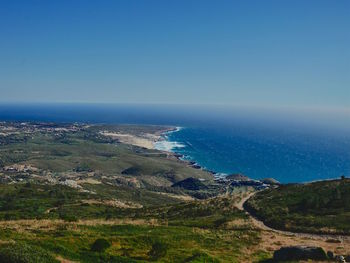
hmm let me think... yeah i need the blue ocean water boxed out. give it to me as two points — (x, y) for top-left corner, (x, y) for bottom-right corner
(166, 126), (350, 183)
(0, 103), (349, 183)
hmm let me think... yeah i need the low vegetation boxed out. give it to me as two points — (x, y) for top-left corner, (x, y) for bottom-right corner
(0, 242), (59, 263)
(2, 122), (349, 262)
(245, 178), (350, 234)
(0, 194), (263, 262)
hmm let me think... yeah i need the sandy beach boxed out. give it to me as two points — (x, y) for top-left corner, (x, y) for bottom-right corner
(100, 127), (178, 150)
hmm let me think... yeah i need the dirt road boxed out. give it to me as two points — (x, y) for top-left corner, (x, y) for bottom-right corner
(237, 191), (350, 256)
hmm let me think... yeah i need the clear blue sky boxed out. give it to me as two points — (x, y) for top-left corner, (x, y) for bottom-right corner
(0, 0), (349, 108)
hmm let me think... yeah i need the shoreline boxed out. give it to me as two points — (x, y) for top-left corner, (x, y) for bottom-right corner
(100, 126), (177, 150)
(101, 126), (190, 166)
(102, 125), (219, 177)
(155, 127), (219, 177)
(153, 126), (184, 152)
(154, 128), (346, 184)
(91, 124), (347, 184)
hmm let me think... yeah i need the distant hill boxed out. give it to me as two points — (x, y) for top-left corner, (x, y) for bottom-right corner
(245, 178), (350, 234)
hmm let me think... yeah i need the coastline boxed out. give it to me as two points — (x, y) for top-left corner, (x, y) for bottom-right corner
(100, 126), (177, 150)
(101, 125), (218, 177)
(154, 127), (219, 177)
(153, 126), (184, 152)
(95, 125), (349, 184)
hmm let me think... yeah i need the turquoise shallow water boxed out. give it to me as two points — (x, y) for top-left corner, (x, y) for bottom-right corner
(1, 103), (349, 183)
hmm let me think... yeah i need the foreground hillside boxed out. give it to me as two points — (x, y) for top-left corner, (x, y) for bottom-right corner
(1, 182), (350, 262)
(245, 178), (350, 234)
(0, 187), (267, 262)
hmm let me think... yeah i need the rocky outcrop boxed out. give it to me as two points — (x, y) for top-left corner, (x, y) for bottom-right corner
(260, 178), (280, 185)
(226, 173), (250, 181)
(335, 255), (346, 263)
(273, 246), (328, 261)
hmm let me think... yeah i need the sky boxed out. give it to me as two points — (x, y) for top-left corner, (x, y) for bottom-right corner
(0, 0), (349, 108)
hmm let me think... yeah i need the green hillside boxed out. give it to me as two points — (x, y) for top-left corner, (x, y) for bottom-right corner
(245, 178), (350, 234)
(0, 123), (213, 208)
(0, 182), (264, 262)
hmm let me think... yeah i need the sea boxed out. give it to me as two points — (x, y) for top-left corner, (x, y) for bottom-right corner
(1, 103), (349, 183)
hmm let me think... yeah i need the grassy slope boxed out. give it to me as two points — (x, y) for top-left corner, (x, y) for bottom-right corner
(0, 183), (187, 220)
(245, 179), (350, 234)
(0, 124), (212, 208)
(0, 126), (211, 182)
(0, 221), (262, 263)
(0, 124), (271, 262)
(0, 183), (265, 262)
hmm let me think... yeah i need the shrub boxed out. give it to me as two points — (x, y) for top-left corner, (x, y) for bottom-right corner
(4, 213), (19, 220)
(0, 242), (59, 263)
(59, 213), (78, 222)
(213, 217), (228, 228)
(91, 238), (111, 253)
(184, 250), (219, 263)
(148, 241), (168, 261)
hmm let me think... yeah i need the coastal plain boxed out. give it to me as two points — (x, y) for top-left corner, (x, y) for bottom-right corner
(0, 122), (349, 262)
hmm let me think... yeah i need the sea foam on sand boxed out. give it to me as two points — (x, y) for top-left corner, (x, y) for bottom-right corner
(154, 140), (185, 152)
(154, 127), (185, 152)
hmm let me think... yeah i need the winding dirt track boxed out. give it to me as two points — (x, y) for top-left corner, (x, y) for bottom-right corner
(238, 191), (350, 256)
